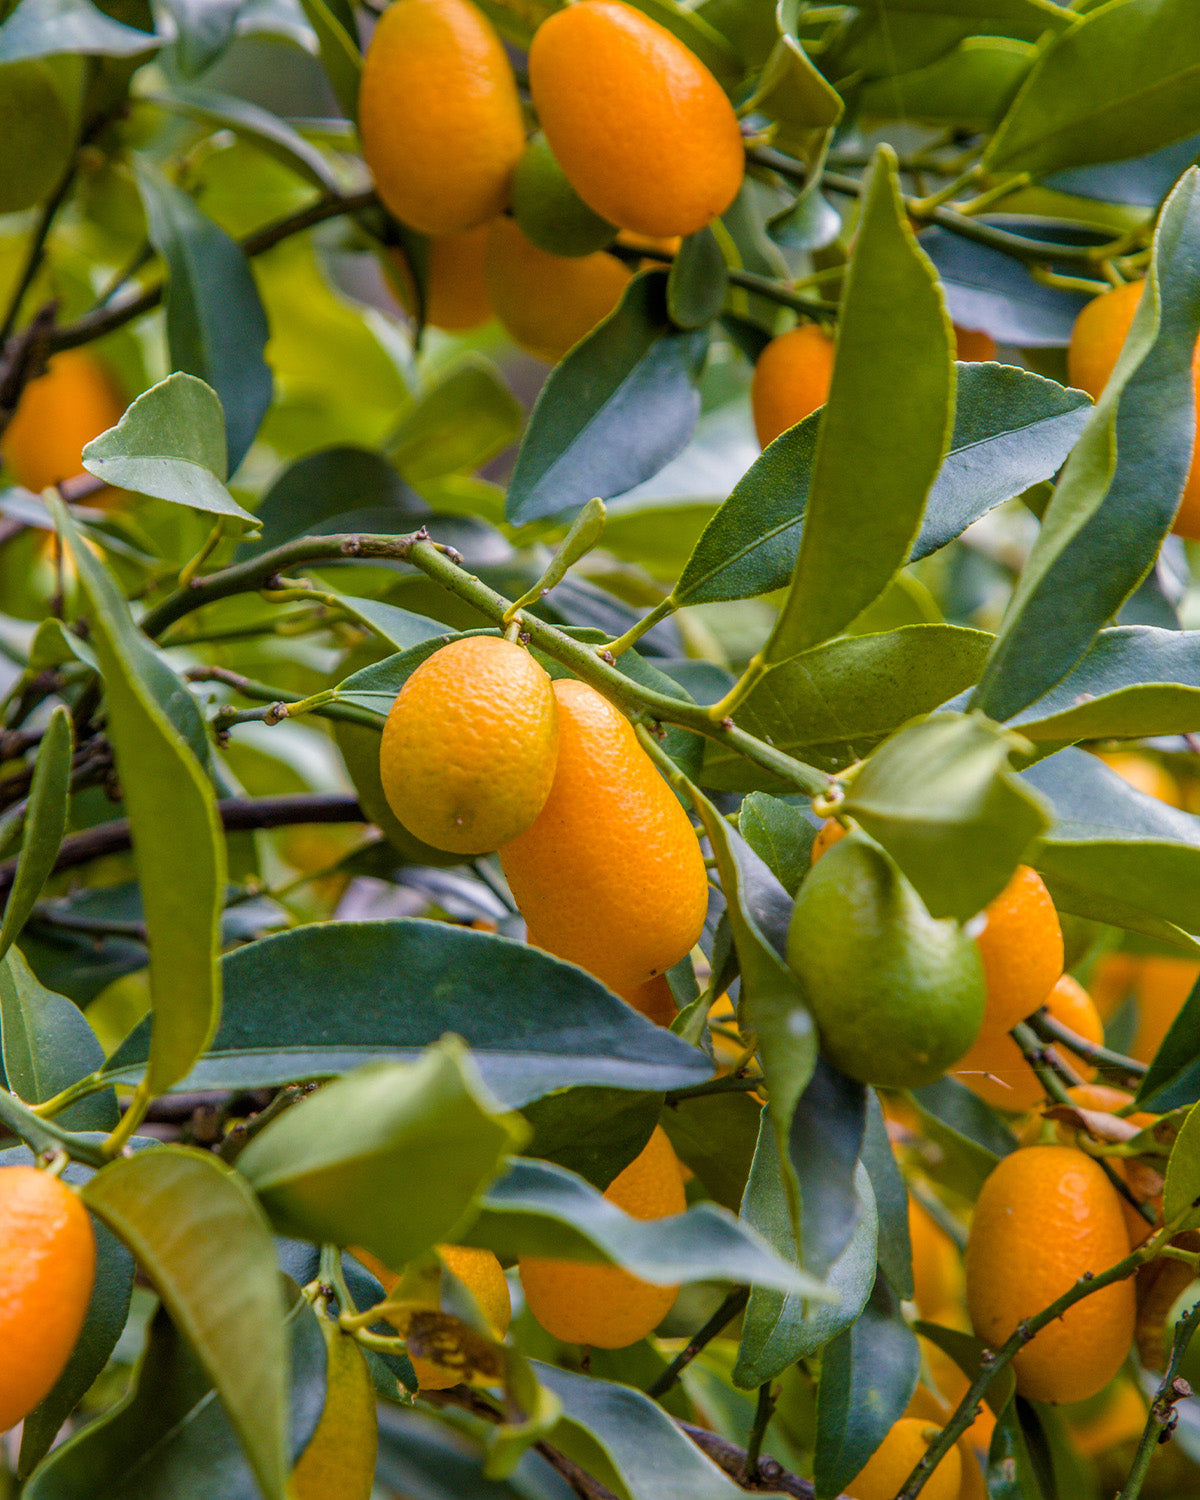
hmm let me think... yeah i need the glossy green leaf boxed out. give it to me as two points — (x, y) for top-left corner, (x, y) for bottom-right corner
(974, 166), (1200, 721)
(1164, 1099), (1200, 1229)
(764, 146), (953, 660)
(0, 705), (71, 962)
(387, 355), (524, 484)
(469, 1155), (812, 1293)
(841, 713), (1052, 921)
(0, 0), (158, 59)
(985, 0), (1200, 177)
(537, 1363), (751, 1500)
(860, 1091), (913, 1301)
(786, 1058), (870, 1278)
(1023, 748), (1200, 943)
(734, 1123), (878, 1386)
(813, 1275), (920, 1500)
(0, 946), (116, 1130)
(81, 373), (259, 531)
(702, 627), (993, 787)
(506, 271), (709, 524)
(323, 590), (447, 654)
(148, 85), (341, 191)
(737, 793), (815, 898)
(745, 21), (842, 155)
(24, 1289), (326, 1500)
(53, 499), (223, 1097)
(673, 361), (1083, 608)
(237, 1039), (525, 1266)
(82, 1147), (290, 1500)
(295, 0), (360, 117)
(102, 920), (712, 1103)
(135, 164), (273, 474)
(667, 228), (727, 330)
(1009, 626), (1200, 741)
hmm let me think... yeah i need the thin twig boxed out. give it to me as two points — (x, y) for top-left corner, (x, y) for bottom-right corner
(1116, 1299), (1200, 1499)
(1027, 1008), (1148, 1078)
(646, 1286), (750, 1398)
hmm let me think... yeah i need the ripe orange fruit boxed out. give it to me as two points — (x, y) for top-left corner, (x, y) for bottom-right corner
(520, 1126), (684, 1347)
(954, 972), (1102, 1112)
(973, 865), (1063, 1036)
(358, 0), (525, 236)
(953, 326), (997, 362)
(528, 0), (743, 238)
(1131, 954), (1200, 1064)
(620, 974), (678, 1027)
(486, 217), (631, 362)
(810, 815), (847, 865)
(750, 323), (836, 449)
(846, 1418), (961, 1500)
(386, 226), (494, 332)
(500, 678), (709, 995)
(357, 1243), (511, 1390)
(379, 636), (559, 854)
(0, 1166), (96, 1432)
(1, 350), (124, 497)
(908, 1197), (964, 1325)
(965, 1145), (1135, 1403)
(1068, 279), (1200, 538)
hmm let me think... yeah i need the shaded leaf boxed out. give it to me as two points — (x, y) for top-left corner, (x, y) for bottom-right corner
(909, 1078), (1016, 1199)
(660, 1091), (763, 1214)
(0, 0), (158, 59)
(0, 705), (71, 962)
(667, 229), (727, 330)
(148, 84), (340, 190)
(860, 1090), (912, 1301)
(388, 355), (523, 484)
(295, 0), (360, 117)
(1135, 970), (1200, 1111)
(738, 793), (815, 898)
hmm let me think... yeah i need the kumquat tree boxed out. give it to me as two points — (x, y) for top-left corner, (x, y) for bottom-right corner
(8, 0), (1200, 1497)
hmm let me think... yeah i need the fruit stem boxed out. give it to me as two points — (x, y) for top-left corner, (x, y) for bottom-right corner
(101, 1079), (152, 1157)
(1115, 1297), (1200, 1500)
(705, 652), (766, 723)
(603, 597), (676, 659)
(895, 1208), (1197, 1500)
(177, 519), (226, 590)
(645, 1285), (750, 1399)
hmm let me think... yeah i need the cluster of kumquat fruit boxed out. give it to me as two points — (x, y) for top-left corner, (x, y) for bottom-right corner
(356, 0), (742, 361)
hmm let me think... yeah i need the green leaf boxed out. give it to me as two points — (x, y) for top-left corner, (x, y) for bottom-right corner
(1135, 972), (1200, 1111)
(987, 1399), (1049, 1500)
(82, 1146), (290, 1500)
(520, 1087), (660, 1191)
(387, 355), (524, 483)
(738, 793), (815, 898)
(908, 1079), (1016, 1199)
(857, 36), (1035, 131)
(0, 705), (71, 962)
(102, 920), (712, 1103)
(0, 946), (116, 1130)
(295, 0), (360, 117)
(0, 0), (158, 59)
(841, 713), (1052, 922)
(81, 373), (259, 532)
(323, 591), (447, 654)
(984, 0), (1200, 178)
(237, 1039), (525, 1267)
(660, 1090), (763, 1214)
(973, 166), (1200, 721)
(506, 271), (709, 524)
(53, 499), (223, 1097)
(667, 228), (727, 330)
(1008, 626), (1200, 742)
(536, 1363), (753, 1500)
(813, 1275), (920, 1500)
(469, 1155), (812, 1293)
(24, 1288), (327, 1500)
(734, 1123), (878, 1387)
(860, 1091), (913, 1301)
(763, 145), (953, 660)
(915, 1321), (1016, 1416)
(1023, 748), (1200, 943)
(158, 0), (239, 74)
(701, 627), (993, 788)
(135, 163), (273, 474)
(854, 0), (1071, 38)
(147, 85), (342, 192)
(672, 364), (1088, 608)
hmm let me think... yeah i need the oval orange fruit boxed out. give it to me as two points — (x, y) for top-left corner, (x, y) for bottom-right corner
(847, 1418), (961, 1500)
(965, 1145), (1135, 1403)
(973, 864), (1063, 1036)
(386, 225), (494, 332)
(358, 0), (525, 235)
(529, 0), (743, 238)
(2, 350), (124, 497)
(954, 972), (1102, 1112)
(379, 636), (559, 854)
(751, 323), (836, 449)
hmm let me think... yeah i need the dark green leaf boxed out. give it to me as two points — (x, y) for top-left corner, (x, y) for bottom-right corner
(0, 946), (116, 1130)
(860, 1090), (912, 1300)
(702, 627), (992, 788)
(237, 1039), (524, 1266)
(102, 920), (712, 1103)
(506, 271), (709, 524)
(734, 1117), (877, 1387)
(1164, 1098), (1200, 1228)
(520, 1087), (660, 1191)
(909, 1079), (1016, 1198)
(667, 229), (727, 330)
(148, 84), (341, 189)
(295, 0), (360, 117)
(1135, 970), (1200, 1110)
(0, 705), (71, 961)
(764, 146), (953, 659)
(841, 713), (1051, 921)
(916, 1321), (1016, 1415)
(660, 1091), (763, 1214)
(82, 1146), (290, 1500)
(813, 1275), (920, 1500)
(53, 499), (223, 1097)
(987, 1399), (1048, 1500)
(160, 0), (239, 73)
(81, 373), (260, 531)
(375, 1402), (557, 1499)
(24, 1290), (326, 1500)
(0, 0), (158, 59)
(985, 0), (1200, 178)
(974, 167), (1200, 721)
(135, 164), (273, 473)
(738, 793), (815, 898)
(788, 1058), (869, 1277)
(471, 1155), (810, 1292)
